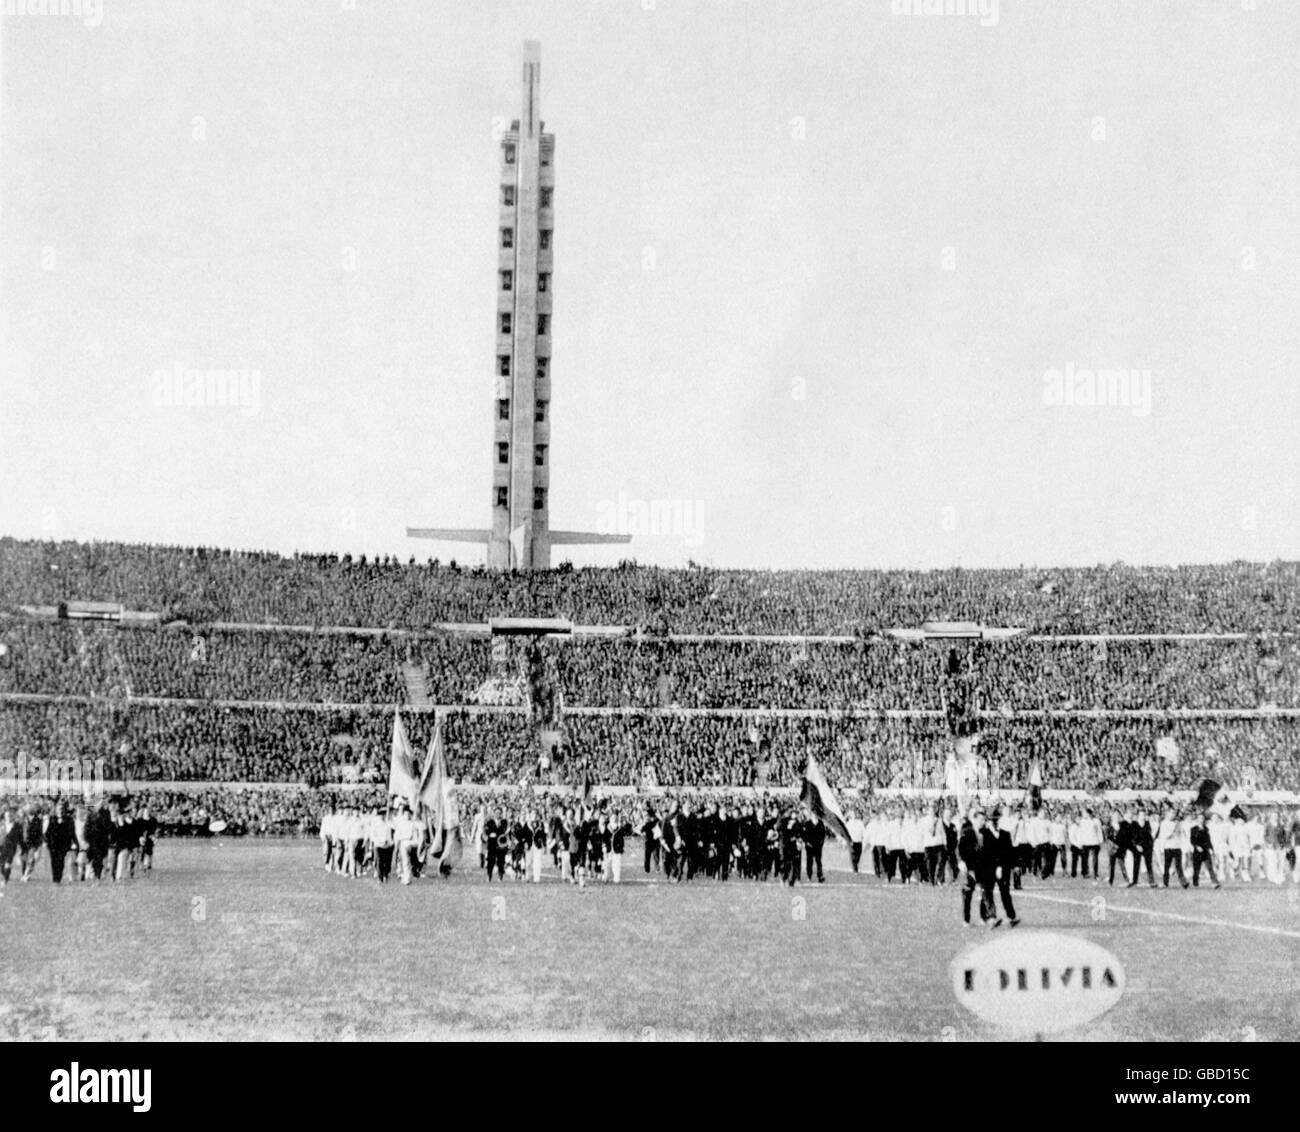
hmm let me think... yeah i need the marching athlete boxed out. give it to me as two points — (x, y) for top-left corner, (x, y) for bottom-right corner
(984, 807), (1021, 928)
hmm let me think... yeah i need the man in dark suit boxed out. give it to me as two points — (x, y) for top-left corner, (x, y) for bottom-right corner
(718, 804), (738, 881)
(780, 808), (803, 886)
(659, 803), (679, 880)
(87, 801), (112, 880)
(1115, 810), (1139, 886)
(1128, 806), (1157, 888)
(802, 809), (826, 884)
(983, 807), (1021, 928)
(137, 804), (158, 873)
(109, 802), (137, 882)
(640, 807), (660, 874)
(942, 806), (960, 883)
(43, 800), (76, 885)
(676, 801), (697, 882)
(484, 808), (509, 882)
(958, 810), (990, 926)
(1190, 811), (1221, 888)
(763, 807), (781, 880)
(697, 804), (719, 879)
(510, 815), (530, 880)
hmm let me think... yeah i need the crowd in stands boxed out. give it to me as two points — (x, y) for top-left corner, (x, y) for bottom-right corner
(3, 537), (1298, 802)
(3, 622), (1298, 712)
(4, 537), (1299, 634)
(2, 698), (1297, 792)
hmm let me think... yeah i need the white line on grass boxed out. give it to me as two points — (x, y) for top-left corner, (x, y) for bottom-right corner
(1016, 890), (1300, 941)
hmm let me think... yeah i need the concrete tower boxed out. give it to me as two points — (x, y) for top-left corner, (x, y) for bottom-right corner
(490, 40), (552, 569)
(408, 42), (628, 569)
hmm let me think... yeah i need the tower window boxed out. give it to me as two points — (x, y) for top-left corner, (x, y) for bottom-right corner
(537, 314), (550, 337)
(496, 486), (508, 508)
(500, 270), (512, 292)
(497, 398), (510, 421)
(501, 228), (513, 249)
(537, 273), (549, 293)
(540, 146), (551, 167)
(497, 442), (509, 464)
(539, 229), (552, 250)
(536, 356), (549, 380)
(502, 185), (515, 207)
(498, 355), (511, 376)
(534, 444), (547, 467)
(504, 144), (516, 164)
(499, 312), (511, 335)
(535, 400), (548, 423)
(541, 188), (553, 208)
(533, 487), (547, 511)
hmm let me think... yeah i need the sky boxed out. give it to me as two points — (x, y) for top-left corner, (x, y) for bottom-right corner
(1, 0), (1297, 571)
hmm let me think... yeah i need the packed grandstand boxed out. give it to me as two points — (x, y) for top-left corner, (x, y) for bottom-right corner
(2, 537), (1297, 835)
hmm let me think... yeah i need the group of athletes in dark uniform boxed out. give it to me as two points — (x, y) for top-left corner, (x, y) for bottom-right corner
(467, 798), (831, 886)
(0, 796), (157, 885)
(643, 799), (829, 884)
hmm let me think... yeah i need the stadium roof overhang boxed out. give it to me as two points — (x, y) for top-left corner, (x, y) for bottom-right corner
(488, 616), (574, 636)
(887, 622), (1028, 642)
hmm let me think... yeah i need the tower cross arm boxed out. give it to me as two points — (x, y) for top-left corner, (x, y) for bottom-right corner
(548, 531), (633, 546)
(405, 528), (492, 543)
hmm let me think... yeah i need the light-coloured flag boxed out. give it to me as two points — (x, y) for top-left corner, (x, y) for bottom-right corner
(388, 708), (420, 809)
(944, 751), (970, 816)
(1155, 735), (1180, 765)
(418, 713), (462, 870)
(799, 753), (851, 841)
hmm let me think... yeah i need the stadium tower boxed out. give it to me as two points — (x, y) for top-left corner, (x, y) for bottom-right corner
(407, 42), (629, 570)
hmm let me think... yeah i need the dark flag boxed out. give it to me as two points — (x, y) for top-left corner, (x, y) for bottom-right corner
(1194, 778), (1223, 810)
(799, 754), (851, 842)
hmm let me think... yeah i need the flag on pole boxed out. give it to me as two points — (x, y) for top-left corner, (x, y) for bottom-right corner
(579, 770), (594, 818)
(799, 753), (851, 842)
(418, 714), (462, 873)
(388, 708), (420, 810)
(944, 750), (971, 816)
(1194, 777), (1232, 817)
(1027, 757), (1044, 812)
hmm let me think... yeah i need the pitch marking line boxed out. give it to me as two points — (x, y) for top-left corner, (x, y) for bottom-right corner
(1016, 890), (1300, 940)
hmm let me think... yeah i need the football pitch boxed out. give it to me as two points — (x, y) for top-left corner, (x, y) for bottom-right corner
(2, 841), (1297, 1041)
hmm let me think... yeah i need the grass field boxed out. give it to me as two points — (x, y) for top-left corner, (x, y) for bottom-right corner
(2, 841), (1297, 1041)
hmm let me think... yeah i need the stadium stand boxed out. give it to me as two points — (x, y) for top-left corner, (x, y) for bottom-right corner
(4, 536), (1299, 633)
(2, 538), (1298, 831)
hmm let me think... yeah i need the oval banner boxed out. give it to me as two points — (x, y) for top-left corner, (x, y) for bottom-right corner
(951, 931), (1125, 1035)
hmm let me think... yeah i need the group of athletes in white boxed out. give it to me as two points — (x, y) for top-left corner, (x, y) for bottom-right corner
(850, 800), (1300, 889)
(318, 800), (429, 885)
(317, 799), (631, 888)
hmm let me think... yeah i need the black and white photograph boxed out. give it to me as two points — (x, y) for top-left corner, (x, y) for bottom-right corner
(0, 0), (1297, 1096)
